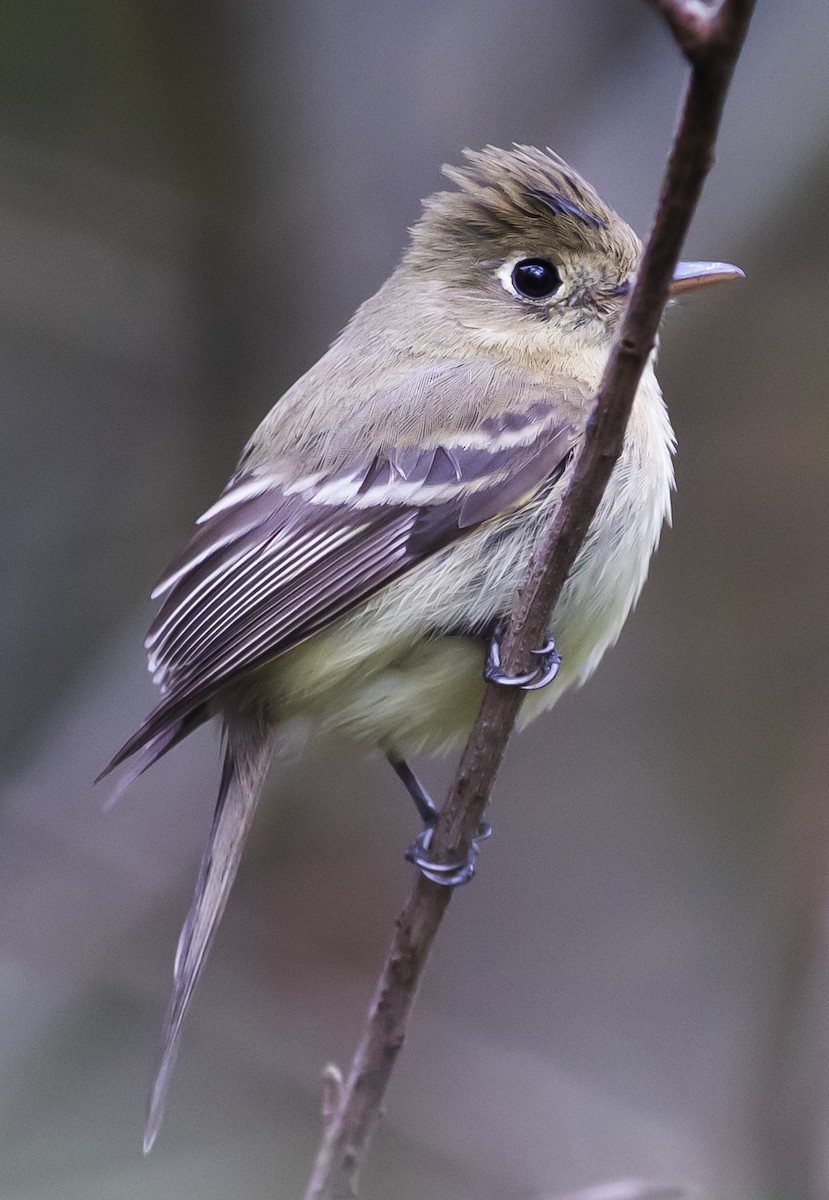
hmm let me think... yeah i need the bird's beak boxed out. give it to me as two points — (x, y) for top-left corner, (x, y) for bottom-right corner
(670, 260), (744, 296)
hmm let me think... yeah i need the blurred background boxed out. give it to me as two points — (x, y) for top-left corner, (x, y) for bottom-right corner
(1, 1), (828, 1197)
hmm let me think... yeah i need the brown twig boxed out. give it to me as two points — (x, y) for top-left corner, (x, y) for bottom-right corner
(303, 3), (755, 1196)
(648, 0), (715, 57)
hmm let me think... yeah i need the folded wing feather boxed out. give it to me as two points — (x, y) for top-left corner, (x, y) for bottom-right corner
(102, 365), (584, 776)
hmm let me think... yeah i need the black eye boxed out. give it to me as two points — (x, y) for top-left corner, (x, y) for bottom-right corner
(510, 258), (562, 300)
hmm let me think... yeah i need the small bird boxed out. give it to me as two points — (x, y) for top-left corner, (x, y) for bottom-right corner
(101, 145), (741, 1148)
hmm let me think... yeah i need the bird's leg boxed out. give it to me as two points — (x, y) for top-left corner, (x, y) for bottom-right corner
(387, 753), (437, 826)
(385, 751), (492, 887)
(484, 617), (562, 692)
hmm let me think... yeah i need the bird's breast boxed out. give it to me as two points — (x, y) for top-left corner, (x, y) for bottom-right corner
(273, 368), (674, 754)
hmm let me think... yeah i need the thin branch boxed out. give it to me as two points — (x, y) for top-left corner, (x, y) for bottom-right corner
(712, 0), (756, 45)
(649, 0), (755, 60)
(303, 3), (756, 1196)
(648, 0), (715, 58)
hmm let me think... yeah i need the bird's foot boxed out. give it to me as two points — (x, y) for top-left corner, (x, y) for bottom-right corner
(484, 622), (561, 692)
(386, 750), (493, 885)
(405, 820), (493, 887)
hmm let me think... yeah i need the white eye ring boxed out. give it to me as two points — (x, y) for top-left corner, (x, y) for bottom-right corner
(497, 256), (563, 301)
(497, 258), (522, 296)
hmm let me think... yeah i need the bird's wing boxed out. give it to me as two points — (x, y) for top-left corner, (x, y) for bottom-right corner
(104, 367), (584, 772)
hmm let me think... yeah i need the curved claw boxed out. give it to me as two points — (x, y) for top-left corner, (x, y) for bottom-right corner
(405, 822), (493, 887)
(521, 637), (562, 691)
(484, 663), (540, 687)
(484, 629), (562, 691)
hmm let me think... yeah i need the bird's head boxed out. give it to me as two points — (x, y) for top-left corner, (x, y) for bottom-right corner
(403, 144), (740, 370)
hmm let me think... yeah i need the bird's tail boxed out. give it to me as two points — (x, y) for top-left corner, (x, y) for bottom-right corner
(143, 708), (277, 1154)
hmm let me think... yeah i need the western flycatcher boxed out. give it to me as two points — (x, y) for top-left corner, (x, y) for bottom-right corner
(100, 145), (741, 1148)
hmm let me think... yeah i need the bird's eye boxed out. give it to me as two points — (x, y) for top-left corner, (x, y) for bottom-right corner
(510, 258), (562, 300)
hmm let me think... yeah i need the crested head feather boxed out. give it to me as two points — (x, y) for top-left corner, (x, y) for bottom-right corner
(406, 144), (639, 279)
